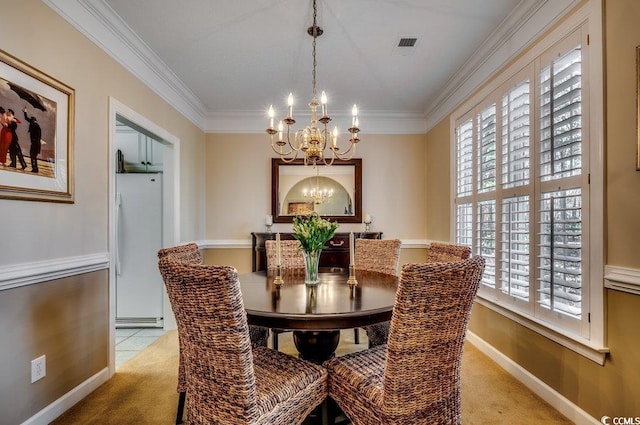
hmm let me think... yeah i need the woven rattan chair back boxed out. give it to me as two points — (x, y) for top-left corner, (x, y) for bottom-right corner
(158, 244), (267, 424)
(159, 259), (327, 424)
(157, 244), (202, 394)
(265, 239), (305, 270)
(426, 242), (471, 263)
(381, 256), (485, 422)
(159, 260), (262, 423)
(354, 239), (402, 275)
(158, 242), (203, 265)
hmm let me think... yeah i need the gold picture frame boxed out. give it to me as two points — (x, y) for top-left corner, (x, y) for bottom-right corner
(637, 46), (640, 170)
(0, 49), (74, 202)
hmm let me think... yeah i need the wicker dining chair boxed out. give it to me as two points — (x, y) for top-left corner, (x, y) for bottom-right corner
(324, 256), (485, 425)
(354, 239), (402, 345)
(158, 259), (328, 425)
(264, 239), (305, 349)
(427, 241), (472, 263)
(365, 241), (472, 348)
(265, 239), (305, 270)
(158, 243), (268, 424)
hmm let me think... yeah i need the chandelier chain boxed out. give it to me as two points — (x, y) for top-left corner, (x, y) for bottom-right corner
(311, 0), (318, 98)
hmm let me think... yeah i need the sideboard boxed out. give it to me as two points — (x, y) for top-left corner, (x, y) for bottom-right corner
(251, 232), (383, 272)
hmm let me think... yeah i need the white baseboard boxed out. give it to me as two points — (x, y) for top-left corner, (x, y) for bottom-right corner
(465, 331), (600, 425)
(21, 367), (110, 425)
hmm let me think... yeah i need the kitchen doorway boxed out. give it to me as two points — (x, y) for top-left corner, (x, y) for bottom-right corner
(108, 97), (180, 376)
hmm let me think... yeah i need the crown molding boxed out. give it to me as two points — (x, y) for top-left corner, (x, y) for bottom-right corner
(424, 0), (583, 132)
(43, 0), (207, 129)
(44, 0), (581, 135)
(205, 110), (428, 134)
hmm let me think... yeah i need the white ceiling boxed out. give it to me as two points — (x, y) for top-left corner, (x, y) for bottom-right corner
(44, 0), (576, 132)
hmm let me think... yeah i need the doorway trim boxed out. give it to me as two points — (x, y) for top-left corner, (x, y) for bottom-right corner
(108, 97), (181, 376)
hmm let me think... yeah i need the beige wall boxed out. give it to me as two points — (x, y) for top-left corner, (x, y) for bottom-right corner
(0, 272), (108, 425)
(0, 1), (206, 422)
(606, 0), (640, 268)
(205, 133), (428, 240)
(425, 118), (453, 242)
(425, 0), (640, 418)
(203, 132), (429, 271)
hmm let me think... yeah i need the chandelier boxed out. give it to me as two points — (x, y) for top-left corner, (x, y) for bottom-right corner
(303, 168), (334, 204)
(303, 186), (334, 205)
(266, 0), (361, 166)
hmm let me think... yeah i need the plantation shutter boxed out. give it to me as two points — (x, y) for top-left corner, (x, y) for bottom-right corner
(536, 37), (584, 326)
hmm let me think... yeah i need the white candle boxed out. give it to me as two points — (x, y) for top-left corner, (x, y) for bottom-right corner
(321, 91), (327, 116)
(266, 215), (273, 226)
(268, 105), (275, 129)
(349, 232), (355, 266)
(364, 213), (371, 224)
(287, 93), (294, 117)
(276, 232), (281, 266)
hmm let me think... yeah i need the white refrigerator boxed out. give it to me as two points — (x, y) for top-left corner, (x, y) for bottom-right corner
(115, 172), (164, 327)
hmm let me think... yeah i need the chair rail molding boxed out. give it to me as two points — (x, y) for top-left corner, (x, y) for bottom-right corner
(0, 253), (109, 291)
(197, 239), (429, 250)
(604, 265), (640, 296)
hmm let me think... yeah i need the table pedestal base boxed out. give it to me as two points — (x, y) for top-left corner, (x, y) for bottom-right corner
(293, 330), (340, 364)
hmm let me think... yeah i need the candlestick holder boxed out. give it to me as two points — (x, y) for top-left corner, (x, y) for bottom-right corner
(274, 265), (284, 286)
(347, 264), (358, 286)
(364, 215), (372, 232)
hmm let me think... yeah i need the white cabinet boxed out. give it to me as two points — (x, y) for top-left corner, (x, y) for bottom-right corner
(116, 127), (163, 173)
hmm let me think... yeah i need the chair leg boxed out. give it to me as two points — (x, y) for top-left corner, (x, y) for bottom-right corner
(176, 391), (186, 424)
(321, 399), (330, 425)
(272, 331), (279, 350)
(354, 328), (360, 344)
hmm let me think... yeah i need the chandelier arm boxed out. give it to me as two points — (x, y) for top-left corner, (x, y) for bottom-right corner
(270, 139), (294, 157)
(332, 142), (357, 160)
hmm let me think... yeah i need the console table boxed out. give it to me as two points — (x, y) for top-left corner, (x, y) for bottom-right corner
(251, 231), (382, 272)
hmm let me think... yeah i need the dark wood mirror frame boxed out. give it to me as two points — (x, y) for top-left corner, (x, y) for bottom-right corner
(271, 158), (362, 223)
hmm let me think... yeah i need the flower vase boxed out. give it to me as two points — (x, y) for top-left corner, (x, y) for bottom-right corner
(302, 249), (322, 285)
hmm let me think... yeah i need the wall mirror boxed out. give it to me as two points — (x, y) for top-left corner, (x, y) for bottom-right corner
(272, 158), (362, 223)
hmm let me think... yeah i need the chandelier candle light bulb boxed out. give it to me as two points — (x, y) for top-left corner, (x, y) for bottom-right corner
(288, 93), (293, 118)
(321, 91), (327, 116)
(268, 105), (275, 130)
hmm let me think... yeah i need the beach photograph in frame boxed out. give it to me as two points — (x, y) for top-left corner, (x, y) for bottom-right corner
(0, 49), (74, 202)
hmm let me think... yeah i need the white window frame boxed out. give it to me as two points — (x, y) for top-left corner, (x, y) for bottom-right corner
(450, 1), (606, 364)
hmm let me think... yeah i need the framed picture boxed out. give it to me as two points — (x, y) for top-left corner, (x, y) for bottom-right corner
(0, 49), (74, 202)
(637, 46), (640, 171)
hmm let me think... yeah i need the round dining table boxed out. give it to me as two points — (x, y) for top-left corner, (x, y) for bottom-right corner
(238, 269), (398, 363)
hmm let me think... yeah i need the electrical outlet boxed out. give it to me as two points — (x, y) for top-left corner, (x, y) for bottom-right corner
(31, 355), (46, 383)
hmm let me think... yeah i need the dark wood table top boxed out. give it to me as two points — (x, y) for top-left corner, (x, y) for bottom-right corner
(239, 269), (398, 331)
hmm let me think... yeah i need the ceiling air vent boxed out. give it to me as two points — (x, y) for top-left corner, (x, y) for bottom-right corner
(398, 38), (417, 47)
(392, 37), (418, 56)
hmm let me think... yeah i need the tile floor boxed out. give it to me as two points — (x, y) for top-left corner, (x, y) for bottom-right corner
(115, 327), (167, 369)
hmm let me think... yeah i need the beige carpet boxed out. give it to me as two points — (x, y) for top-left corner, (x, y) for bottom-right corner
(53, 330), (573, 424)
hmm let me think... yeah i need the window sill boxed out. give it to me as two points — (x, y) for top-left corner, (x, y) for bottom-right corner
(474, 297), (609, 365)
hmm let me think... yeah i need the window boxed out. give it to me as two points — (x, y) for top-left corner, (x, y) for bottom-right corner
(453, 25), (600, 343)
